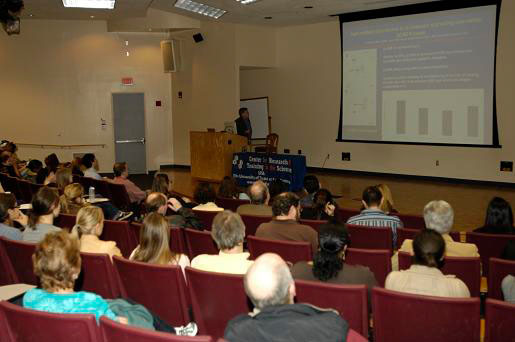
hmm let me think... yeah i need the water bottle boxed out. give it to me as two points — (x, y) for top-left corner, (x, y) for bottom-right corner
(88, 186), (95, 201)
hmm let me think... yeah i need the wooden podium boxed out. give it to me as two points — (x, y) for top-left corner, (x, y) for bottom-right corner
(190, 131), (248, 182)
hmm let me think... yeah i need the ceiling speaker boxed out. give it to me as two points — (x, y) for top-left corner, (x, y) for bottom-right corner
(193, 33), (204, 43)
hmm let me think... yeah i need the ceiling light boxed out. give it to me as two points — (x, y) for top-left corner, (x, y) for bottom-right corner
(174, 0), (227, 19)
(235, 0), (260, 4)
(62, 0), (115, 9)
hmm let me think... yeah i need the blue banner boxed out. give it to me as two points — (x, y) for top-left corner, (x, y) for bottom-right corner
(232, 153), (307, 191)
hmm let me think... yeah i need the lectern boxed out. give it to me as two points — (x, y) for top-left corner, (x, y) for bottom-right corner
(190, 131), (248, 182)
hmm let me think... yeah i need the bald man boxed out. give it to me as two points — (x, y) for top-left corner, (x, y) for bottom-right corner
(144, 192), (202, 230)
(236, 180), (273, 217)
(224, 253), (349, 342)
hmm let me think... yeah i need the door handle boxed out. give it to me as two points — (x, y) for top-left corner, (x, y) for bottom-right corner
(115, 138), (145, 144)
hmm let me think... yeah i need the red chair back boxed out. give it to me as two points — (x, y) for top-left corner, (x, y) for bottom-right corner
(346, 248), (391, 287)
(77, 176), (93, 193)
(4, 177), (22, 200)
(184, 228), (218, 259)
(299, 219), (327, 233)
(396, 213), (425, 229)
(89, 178), (112, 200)
(347, 329), (369, 342)
(347, 224), (393, 253)
(397, 227), (419, 249)
(488, 258), (515, 300)
(240, 214), (272, 237)
(337, 208), (361, 222)
(247, 235), (312, 263)
(0, 301), (102, 342)
(0, 238), (17, 285)
(485, 299), (515, 342)
(100, 316), (213, 342)
(372, 287), (480, 342)
(100, 220), (137, 258)
(55, 213), (77, 229)
(295, 280), (368, 337)
(113, 256), (191, 326)
(397, 252), (481, 297)
(192, 210), (218, 230)
(215, 197), (249, 212)
(185, 267), (251, 339)
(466, 232), (515, 276)
(107, 182), (132, 210)
(2, 238), (38, 285)
(29, 182), (43, 196)
(17, 179), (33, 203)
(77, 252), (121, 299)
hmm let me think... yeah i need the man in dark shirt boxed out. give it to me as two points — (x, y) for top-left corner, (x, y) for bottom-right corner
(235, 107), (252, 140)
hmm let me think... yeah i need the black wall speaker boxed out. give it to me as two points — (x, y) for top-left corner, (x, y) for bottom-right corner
(193, 33), (204, 43)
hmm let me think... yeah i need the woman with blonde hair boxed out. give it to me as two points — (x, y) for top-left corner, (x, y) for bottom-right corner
(377, 183), (398, 214)
(60, 183), (88, 215)
(72, 206), (122, 259)
(130, 212), (190, 272)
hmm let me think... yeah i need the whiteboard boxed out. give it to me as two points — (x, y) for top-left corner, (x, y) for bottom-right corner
(240, 97), (269, 140)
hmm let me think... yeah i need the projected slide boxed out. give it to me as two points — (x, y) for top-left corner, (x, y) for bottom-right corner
(339, 4), (498, 145)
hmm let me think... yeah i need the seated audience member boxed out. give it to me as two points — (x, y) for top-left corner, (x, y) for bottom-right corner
(502, 275), (515, 304)
(268, 178), (288, 202)
(145, 192), (202, 230)
(474, 197), (515, 234)
(21, 159), (43, 183)
(300, 175), (320, 207)
(300, 189), (339, 221)
(60, 183), (89, 215)
(218, 176), (249, 200)
(72, 206), (121, 259)
(130, 212), (190, 273)
(71, 156), (84, 176)
(291, 223), (377, 301)
(22, 187), (62, 243)
(192, 182), (224, 212)
(0, 193), (26, 240)
(36, 153), (60, 185)
(81, 153), (101, 180)
(393, 200), (479, 270)
(256, 192), (318, 251)
(224, 253), (349, 342)
(236, 180), (273, 217)
(112, 162), (146, 204)
(191, 211), (253, 274)
(347, 186), (403, 248)
(377, 183), (398, 214)
(152, 173), (193, 208)
(55, 167), (73, 191)
(386, 230), (470, 298)
(0, 151), (20, 178)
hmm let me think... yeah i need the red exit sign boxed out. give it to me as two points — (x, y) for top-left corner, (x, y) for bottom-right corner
(121, 77), (133, 86)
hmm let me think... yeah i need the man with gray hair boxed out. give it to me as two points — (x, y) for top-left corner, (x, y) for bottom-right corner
(236, 180), (273, 217)
(224, 253), (349, 342)
(392, 200), (479, 270)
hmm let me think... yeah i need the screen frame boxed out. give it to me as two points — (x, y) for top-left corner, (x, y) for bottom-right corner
(336, 0), (502, 148)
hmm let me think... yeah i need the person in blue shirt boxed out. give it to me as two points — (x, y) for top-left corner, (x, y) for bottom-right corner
(0, 193), (25, 240)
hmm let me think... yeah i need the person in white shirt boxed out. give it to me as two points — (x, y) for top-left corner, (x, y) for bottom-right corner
(192, 182), (223, 212)
(81, 153), (101, 180)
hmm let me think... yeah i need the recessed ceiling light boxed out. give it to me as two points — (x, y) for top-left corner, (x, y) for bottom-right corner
(63, 0), (115, 9)
(174, 0), (227, 19)
(29, 14), (33, 17)
(90, 15), (95, 18)
(235, 0), (260, 4)
(264, 16), (272, 19)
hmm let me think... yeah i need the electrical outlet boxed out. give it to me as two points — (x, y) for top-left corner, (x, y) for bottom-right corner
(298, 150), (302, 155)
(342, 152), (351, 161)
(436, 160), (439, 166)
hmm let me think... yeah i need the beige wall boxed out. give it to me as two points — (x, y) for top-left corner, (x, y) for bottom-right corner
(0, 20), (173, 172)
(240, 1), (515, 183)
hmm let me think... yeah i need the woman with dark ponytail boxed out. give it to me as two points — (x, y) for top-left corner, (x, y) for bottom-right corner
(22, 187), (61, 243)
(291, 223), (377, 300)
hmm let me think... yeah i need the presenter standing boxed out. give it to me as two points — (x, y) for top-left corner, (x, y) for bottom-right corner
(235, 108), (252, 141)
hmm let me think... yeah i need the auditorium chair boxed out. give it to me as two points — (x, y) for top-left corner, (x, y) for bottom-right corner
(346, 248), (391, 287)
(89, 178), (112, 200)
(100, 220), (138, 258)
(347, 329), (369, 342)
(466, 232), (515, 276)
(396, 213), (426, 229)
(0, 301), (102, 342)
(253, 133), (279, 154)
(485, 299), (515, 342)
(0, 237), (17, 285)
(55, 213), (77, 229)
(185, 267), (251, 339)
(3, 176), (21, 200)
(16, 179), (33, 203)
(76, 252), (121, 299)
(2, 238), (38, 285)
(347, 224), (393, 253)
(113, 257), (191, 327)
(337, 208), (361, 222)
(215, 197), (249, 212)
(247, 236), (312, 263)
(372, 287), (480, 342)
(398, 252), (481, 297)
(240, 214), (271, 237)
(100, 316), (213, 342)
(299, 218), (328, 233)
(131, 222), (187, 255)
(192, 210), (218, 230)
(184, 228), (218, 259)
(295, 280), (369, 337)
(488, 257), (515, 300)
(77, 176), (93, 194)
(397, 228), (460, 249)
(107, 182), (132, 211)
(29, 182), (43, 197)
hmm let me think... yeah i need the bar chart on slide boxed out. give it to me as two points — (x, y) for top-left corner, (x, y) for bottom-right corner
(382, 89), (485, 144)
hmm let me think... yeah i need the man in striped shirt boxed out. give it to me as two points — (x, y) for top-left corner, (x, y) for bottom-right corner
(346, 186), (403, 247)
